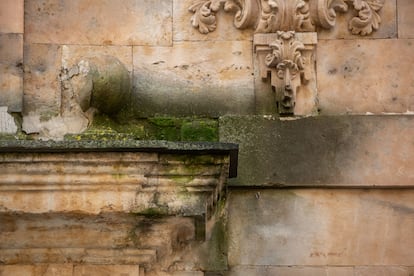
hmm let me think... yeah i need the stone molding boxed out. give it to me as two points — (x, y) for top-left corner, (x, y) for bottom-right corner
(0, 141), (237, 273)
(189, 0), (385, 36)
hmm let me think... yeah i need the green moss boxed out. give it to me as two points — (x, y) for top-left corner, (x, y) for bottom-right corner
(39, 111), (60, 122)
(133, 207), (169, 218)
(63, 114), (219, 142)
(181, 119), (218, 142)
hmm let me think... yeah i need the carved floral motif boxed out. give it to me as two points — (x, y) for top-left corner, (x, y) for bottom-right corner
(189, 0), (385, 35)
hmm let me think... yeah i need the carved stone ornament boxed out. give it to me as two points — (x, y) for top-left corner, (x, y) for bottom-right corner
(255, 31), (317, 115)
(189, 0), (385, 36)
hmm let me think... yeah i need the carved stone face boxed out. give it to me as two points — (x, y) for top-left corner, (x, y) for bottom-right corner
(275, 60), (301, 113)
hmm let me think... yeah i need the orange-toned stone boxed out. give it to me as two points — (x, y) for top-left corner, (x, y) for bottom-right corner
(317, 39), (414, 114)
(398, 0), (414, 38)
(0, 0), (24, 34)
(0, 34), (23, 112)
(24, 0), (172, 46)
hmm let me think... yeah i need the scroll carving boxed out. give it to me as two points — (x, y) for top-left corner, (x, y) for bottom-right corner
(189, 0), (385, 35)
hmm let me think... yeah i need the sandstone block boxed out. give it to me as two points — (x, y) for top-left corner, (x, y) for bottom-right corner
(398, 0), (414, 38)
(318, 0), (397, 39)
(73, 265), (140, 276)
(317, 39), (414, 114)
(0, 0), (24, 34)
(354, 266), (409, 276)
(219, 115), (414, 187)
(62, 45), (133, 74)
(326, 266), (354, 276)
(23, 43), (61, 115)
(133, 41), (254, 117)
(25, 0), (172, 46)
(228, 189), (414, 266)
(173, 0), (253, 42)
(0, 34), (23, 112)
(0, 265), (73, 276)
(228, 265), (327, 276)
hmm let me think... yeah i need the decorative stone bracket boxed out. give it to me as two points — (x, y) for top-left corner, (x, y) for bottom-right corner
(189, 0), (385, 115)
(254, 31), (317, 115)
(189, 0), (385, 36)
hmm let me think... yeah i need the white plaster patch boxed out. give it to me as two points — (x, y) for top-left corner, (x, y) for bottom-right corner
(0, 106), (18, 134)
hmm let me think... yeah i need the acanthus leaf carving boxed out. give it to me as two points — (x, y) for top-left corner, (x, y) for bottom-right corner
(349, 0), (384, 35)
(189, 0), (385, 36)
(188, 0), (244, 34)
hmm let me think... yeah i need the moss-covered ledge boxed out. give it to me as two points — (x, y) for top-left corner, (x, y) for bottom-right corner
(0, 140), (237, 214)
(0, 140), (237, 272)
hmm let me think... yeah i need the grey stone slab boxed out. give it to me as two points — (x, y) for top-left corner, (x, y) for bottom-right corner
(219, 115), (414, 187)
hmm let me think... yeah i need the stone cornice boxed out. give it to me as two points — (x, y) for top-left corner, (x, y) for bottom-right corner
(189, 0), (385, 36)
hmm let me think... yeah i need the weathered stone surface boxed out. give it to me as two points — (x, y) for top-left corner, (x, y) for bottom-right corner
(24, 0), (172, 46)
(318, 0), (397, 39)
(0, 150), (229, 216)
(0, 0), (24, 34)
(0, 265), (73, 276)
(398, 0), (414, 38)
(0, 34), (23, 112)
(62, 45), (133, 74)
(228, 266), (327, 275)
(354, 266), (409, 276)
(0, 107), (17, 134)
(173, 0), (253, 41)
(73, 265), (140, 276)
(228, 189), (414, 266)
(228, 265), (413, 275)
(219, 115), (414, 187)
(23, 43), (61, 115)
(133, 41), (254, 117)
(317, 39), (414, 114)
(326, 266), (354, 276)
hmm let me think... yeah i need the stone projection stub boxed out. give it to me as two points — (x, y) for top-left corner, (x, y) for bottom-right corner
(219, 115), (414, 187)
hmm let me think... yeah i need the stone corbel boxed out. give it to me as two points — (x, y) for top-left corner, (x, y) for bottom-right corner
(189, 0), (385, 36)
(255, 31), (317, 115)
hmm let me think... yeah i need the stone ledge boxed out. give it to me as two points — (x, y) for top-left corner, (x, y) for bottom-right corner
(220, 115), (414, 187)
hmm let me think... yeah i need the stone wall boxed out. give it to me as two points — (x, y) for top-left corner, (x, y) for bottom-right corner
(0, 0), (414, 275)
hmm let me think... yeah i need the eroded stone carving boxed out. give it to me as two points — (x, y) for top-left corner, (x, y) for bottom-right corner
(255, 32), (317, 115)
(189, 0), (385, 35)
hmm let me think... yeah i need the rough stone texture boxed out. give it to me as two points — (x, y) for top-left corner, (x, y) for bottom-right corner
(0, 34), (23, 112)
(0, 0), (24, 34)
(317, 39), (414, 114)
(219, 115), (414, 187)
(73, 265), (140, 276)
(398, 0), (414, 38)
(133, 41), (254, 117)
(24, 0), (172, 46)
(0, 106), (18, 134)
(317, 0), (397, 39)
(0, 151), (229, 216)
(0, 264), (73, 276)
(173, 0), (253, 42)
(62, 45), (133, 74)
(228, 266), (413, 275)
(0, 144), (235, 274)
(228, 189), (414, 267)
(23, 43), (61, 115)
